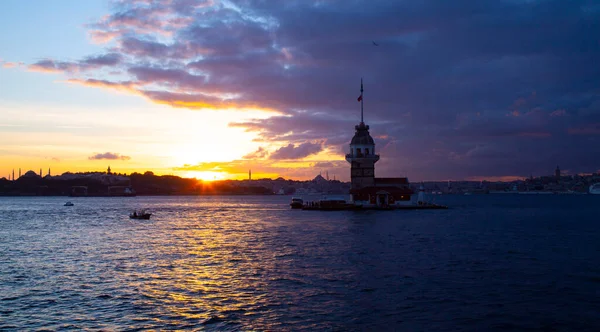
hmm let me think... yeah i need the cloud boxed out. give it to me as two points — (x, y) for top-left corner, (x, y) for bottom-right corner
(2, 61), (23, 69)
(29, 53), (123, 73)
(88, 30), (121, 43)
(66, 79), (138, 94)
(172, 156), (346, 180)
(568, 123), (600, 136)
(82, 53), (122, 66)
(243, 147), (269, 159)
(88, 152), (131, 160)
(270, 142), (323, 160)
(22, 0), (600, 179)
(29, 59), (79, 73)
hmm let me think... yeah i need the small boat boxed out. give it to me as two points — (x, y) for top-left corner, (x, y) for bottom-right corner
(290, 197), (304, 209)
(130, 210), (152, 219)
(64, 202), (74, 206)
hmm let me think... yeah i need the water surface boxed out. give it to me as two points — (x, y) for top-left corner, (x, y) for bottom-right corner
(1, 195), (599, 330)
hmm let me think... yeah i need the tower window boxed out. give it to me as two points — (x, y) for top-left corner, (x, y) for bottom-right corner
(365, 148), (369, 155)
(356, 148), (362, 157)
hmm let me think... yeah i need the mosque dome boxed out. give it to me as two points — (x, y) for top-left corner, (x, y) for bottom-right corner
(22, 170), (41, 179)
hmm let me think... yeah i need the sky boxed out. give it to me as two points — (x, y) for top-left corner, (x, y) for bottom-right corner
(1, 0), (599, 182)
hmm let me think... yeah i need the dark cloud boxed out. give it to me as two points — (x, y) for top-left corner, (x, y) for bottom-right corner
(270, 142), (323, 160)
(29, 59), (79, 73)
(29, 53), (123, 73)
(27, 0), (600, 179)
(88, 152), (131, 161)
(82, 53), (122, 66)
(120, 37), (173, 58)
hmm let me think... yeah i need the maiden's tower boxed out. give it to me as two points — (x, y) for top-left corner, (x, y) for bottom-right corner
(345, 80), (424, 208)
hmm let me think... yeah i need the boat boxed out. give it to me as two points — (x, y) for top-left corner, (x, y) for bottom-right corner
(589, 183), (600, 195)
(130, 210), (152, 219)
(302, 195), (357, 211)
(64, 202), (74, 206)
(290, 197), (304, 209)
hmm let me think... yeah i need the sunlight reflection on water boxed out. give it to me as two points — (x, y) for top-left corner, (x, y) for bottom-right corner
(1, 195), (599, 330)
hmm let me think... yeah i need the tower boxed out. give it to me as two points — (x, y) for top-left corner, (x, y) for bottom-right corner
(249, 169), (252, 181)
(345, 79), (379, 189)
(107, 166), (111, 175)
(555, 165), (560, 178)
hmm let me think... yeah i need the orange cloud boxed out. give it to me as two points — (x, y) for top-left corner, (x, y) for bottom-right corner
(88, 30), (121, 43)
(172, 157), (348, 181)
(466, 175), (524, 182)
(66, 78), (139, 94)
(2, 62), (21, 68)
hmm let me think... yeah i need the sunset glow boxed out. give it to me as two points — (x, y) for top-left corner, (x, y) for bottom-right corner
(1, 0), (599, 181)
(182, 171), (226, 182)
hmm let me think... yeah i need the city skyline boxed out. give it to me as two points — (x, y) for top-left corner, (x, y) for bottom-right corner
(1, 1), (599, 182)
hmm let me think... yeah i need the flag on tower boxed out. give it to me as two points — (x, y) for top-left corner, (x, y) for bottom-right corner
(357, 94), (362, 102)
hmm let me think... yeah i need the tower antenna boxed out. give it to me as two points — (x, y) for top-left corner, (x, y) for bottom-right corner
(360, 78), (364, 123)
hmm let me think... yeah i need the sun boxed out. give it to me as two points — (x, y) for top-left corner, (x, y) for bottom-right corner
(181, 171), (227, 181)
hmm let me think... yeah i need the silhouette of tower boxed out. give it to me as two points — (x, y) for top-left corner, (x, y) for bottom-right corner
(19, 168), (21, 178)
(345, 79), (379, 190)
(107, 166), (112, 175)
(249, 169), (252, 181)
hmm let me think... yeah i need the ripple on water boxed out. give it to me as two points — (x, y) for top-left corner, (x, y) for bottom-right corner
(1, 195), (600, 330)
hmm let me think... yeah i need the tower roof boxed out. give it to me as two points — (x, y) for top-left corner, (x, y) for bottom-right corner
(350, 122), (375, 145)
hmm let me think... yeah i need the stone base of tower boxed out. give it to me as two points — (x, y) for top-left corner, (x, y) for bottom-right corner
(349, 177), (415, 208)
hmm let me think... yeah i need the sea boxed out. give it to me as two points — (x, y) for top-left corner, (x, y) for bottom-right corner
(1, 195), (599, 331)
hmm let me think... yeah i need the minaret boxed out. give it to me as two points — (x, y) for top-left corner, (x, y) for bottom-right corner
(39, 168), (42, 177)
(19, 168), (21, 178)
(48, 168), (51, 176)
(345, 79), (379, 190)
(12, 169), (14, 181)
(249, 169), (252, 181)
